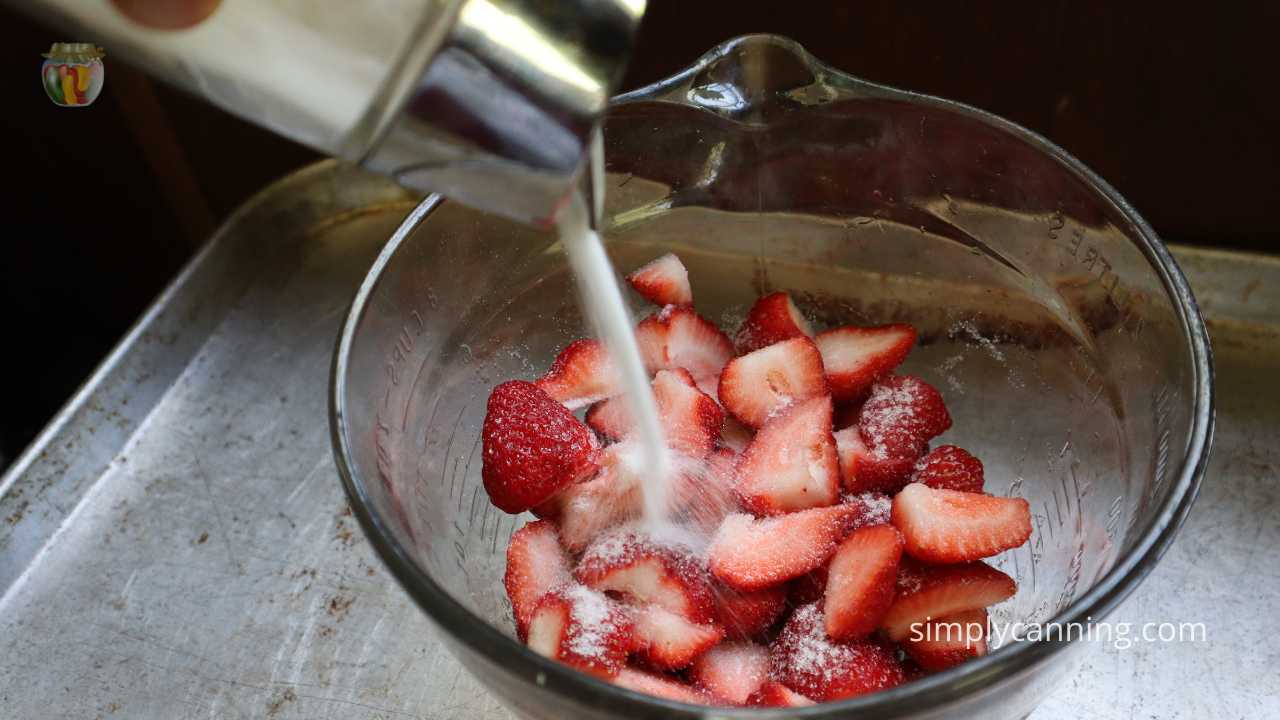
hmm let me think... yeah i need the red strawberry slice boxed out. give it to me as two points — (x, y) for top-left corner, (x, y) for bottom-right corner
(735, 395), (840, 515)
(542, 443), (643, 552)
(718, 337), (828, 428)
(576, 529), (717, 623)
(612, 667), (715, 705)
(770, 603), (906, 701)
(734, 292), (814, 354)
(901, 609), (989, 671)
(858, 375), (952, 453)
(634, 306), (734, 385)
(626, 253), (692, 307)
(526, 584), (634, 678)
(834, 425), (920, 494)
(535, 339), (623, 409)
(785, 493), (889, 605)
(824, 524), (905, 641)
(714, 583), (787, 639)
(880, 560), (1016, 641)
(632, 604), (725, 670)
(670, 446), (739, 529)
(587, 369), (723, 456)
(707, 505), (860, 590)
(911, 445), (985, 494)
(482, 381), (601, 514)
(504, 520), (572, 640)
(892, 483), (1032, 563)
(747, 682), (817, 707)
(815, 324), (917, 402)
(690, 641), (770, 705)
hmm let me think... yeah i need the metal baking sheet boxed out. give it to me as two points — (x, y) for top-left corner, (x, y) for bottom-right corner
(1, 161), (1276, 719)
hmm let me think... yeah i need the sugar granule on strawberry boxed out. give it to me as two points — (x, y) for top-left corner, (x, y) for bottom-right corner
(770, 603), (905, 701)
(823, 524), (904, 641)
(707, 504), (861, 591)
(713, 582), (787, 639)
(626, 253), (693, 307)
(585, 369), (723, 456)
(482, 381), (601, 514)
(576, 527), (717, 623)
(845, 375), (951, 492)
(892, 483), (1032, 563)
(911, 445), (985, 493)
(735, 395), (840, 515)
(542, 442), (644, 552)
(835, 425), (919, 495)
(504, 520), (571, 639)
(734, 292), (814, 355)
(634, 306), (734, 385)
(718, 336), (829, 428)
(881, 559), (1016, 641)
(526, 584), (634, 678)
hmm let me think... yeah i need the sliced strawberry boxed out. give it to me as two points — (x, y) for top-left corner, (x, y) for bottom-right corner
(858, 375), (951, 460)
(824, 524), (904, 641)
(576, 529), (717, 623)
(911, 445), (985, 494)
(504, 520), (572, 639)
(815, 324), (917, 402)
(892, 483), (1032, 563)
(734, 292), (814, 354)
(901, 609), (989, 671)
(534, 339), (623, 409)
(482, 381), (601, 514)
(585, 397), (630, 440)
(654, 369), (724, 456)
(718, 337), (828, 428)
(526, 584), (634, 678)
(735, 395), (840, 515)
(714, 583), (787, 639)
(770, 603), (906, 701)
(843, 490), (895, 527)
(543, 443), (643, 552)
(690, 641), (770, 705)
(626, 253), (692, 307)
(707, 505), (860, 591)
(718, 416), (754, 453)
(881, 560), (1016, 641)
(747, 681), (817, 707)
(633, 604), (725, 670)
(788, 566), (828, 605)
(612, 667), (715, 705)
(634, 306), (734, 385)
(835, 425), (920, 494)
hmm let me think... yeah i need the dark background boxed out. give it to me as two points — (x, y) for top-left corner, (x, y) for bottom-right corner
(1, 2), (1277, 467)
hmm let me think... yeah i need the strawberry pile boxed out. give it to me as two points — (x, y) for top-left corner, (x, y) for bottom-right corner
(482, 253), (1033, 706)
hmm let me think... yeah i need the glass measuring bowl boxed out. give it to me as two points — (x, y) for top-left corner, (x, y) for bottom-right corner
(330, 35), (1213, 720)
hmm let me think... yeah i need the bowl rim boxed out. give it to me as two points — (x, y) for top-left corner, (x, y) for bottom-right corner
(330, 33), (1215, 718)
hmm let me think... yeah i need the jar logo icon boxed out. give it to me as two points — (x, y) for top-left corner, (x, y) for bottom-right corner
(42, 43), (105, 107)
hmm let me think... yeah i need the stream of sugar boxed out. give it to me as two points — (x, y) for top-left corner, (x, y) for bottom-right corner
(557, 136), (673, 528)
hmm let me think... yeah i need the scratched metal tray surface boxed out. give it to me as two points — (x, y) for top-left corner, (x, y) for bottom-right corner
(1, 161), (1275, 719)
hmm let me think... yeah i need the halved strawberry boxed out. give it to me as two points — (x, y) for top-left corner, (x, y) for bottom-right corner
(718, 337), (828, 428)
(586, 369), (723, 456)
(901, 608), (989, 671)
(626, 253), (693, 307)
(892, 483), (1032, 563)
(535, 339), (622, 409)
(542, 443), (643, 552)
(504, 520), (572, 639)
(612, 667), (715, 705)
(858, 375), (952, 454)
(834, 425), (920, 494)
(482, 381), (601, 514)
(576, 529), (717, 623)
(526, 584), (634, 678)
(735, 395), (840, 515)
(634, 306), (734, 385)
(707, 505), (860, 591)
(670, 447), (739, 529)
(911, 445), (985, 494)
(714, 583), (787, 639)
(880, 560), (1016, 641)
(734, 292), (814, 354)
(815, 324), (917, 402)
(824, 524), (904, 641)
(632, 604), (725, 670)
(770, 603), (906, 701)
(747, 682), (817, 707)
(690, 641), (770, 705)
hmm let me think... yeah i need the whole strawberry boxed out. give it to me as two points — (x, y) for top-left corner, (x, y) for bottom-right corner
(482, 381), (600, 514)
